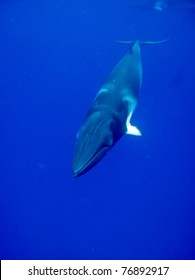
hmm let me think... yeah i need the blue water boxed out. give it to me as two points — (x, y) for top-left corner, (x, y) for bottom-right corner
(0, 0), (194, 260)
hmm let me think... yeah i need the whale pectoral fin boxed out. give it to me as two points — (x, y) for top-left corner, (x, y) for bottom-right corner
(126, 123), (141, 136)
(126, 113), (141, 136)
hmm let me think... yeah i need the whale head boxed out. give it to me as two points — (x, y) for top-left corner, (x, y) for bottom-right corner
(72, 111), (123, 177)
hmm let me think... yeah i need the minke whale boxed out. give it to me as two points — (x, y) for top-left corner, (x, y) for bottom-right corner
(72, 39), (166, 177)
(128, 0), (195, 12)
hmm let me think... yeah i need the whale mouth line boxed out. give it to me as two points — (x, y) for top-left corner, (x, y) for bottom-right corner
(73, 146), (110, 177)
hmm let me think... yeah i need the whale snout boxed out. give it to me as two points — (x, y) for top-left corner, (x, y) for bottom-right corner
(73, 145), (110, 177)
(72, 113), (114, 177)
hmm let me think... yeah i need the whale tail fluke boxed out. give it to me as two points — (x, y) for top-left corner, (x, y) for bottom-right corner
(115, 39), (169, 45)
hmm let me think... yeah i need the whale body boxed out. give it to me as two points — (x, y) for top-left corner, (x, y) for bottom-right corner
(72, 40), (163, 177)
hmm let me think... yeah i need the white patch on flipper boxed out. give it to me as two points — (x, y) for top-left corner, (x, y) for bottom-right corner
(126, 113), (141, 136)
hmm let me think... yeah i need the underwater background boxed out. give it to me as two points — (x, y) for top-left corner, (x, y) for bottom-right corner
(0, 0), (194, 260)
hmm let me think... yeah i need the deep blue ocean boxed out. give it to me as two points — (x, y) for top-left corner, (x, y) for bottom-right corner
(0, 0), (194, 260)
